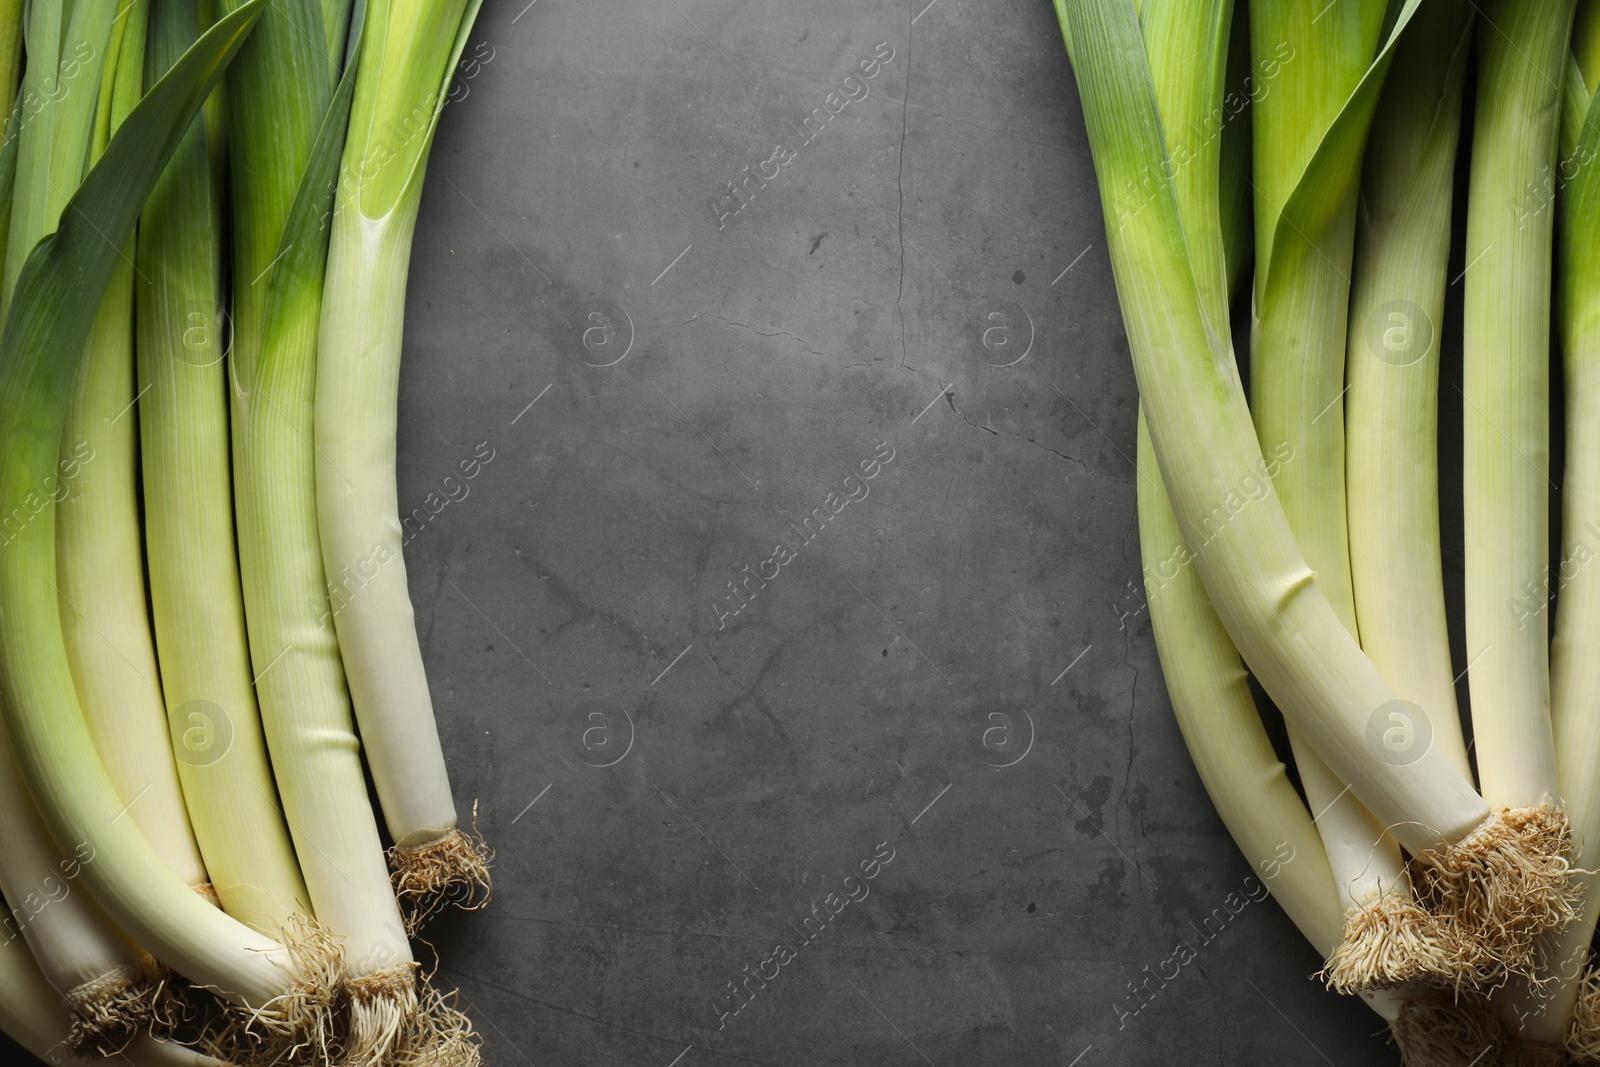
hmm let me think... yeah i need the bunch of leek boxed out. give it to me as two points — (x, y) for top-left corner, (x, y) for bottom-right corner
(1054, 0), (1600, 1062)
(0, 0), (491, 1063)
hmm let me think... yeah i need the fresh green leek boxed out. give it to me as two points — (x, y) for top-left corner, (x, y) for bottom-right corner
(1142, 0), (1448, 1006)
(1519, 12), (1600, 1054)
(1328, 0), (1478, 995)
(1135, 0), (1381, 968)
(46, 1), (210, 895)
(1092, 7), (1431, 1046)
(315, 0), (491, 921)
(1246, 6), (1455, 985)
(137, 0), (310, 936)
(0, 722), (155, 1053)
(1460, 0), (1573, 815)
(1344, 0), (1473, 816)
(57, 0), (215, 905)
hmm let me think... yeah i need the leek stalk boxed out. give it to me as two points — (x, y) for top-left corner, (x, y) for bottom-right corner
(1344, 0), (1474, 858)
(137, 0), (310, 935)
(1322, 0), (1480, 993)
(315, 0), (491, 924)
(1520, 10), (1600, 1054)
(1135, 0), (1365, 968)
(63, 0), (210, 903)
(1246, 3), (1446, 991)
(1460, 0), (1572, 815)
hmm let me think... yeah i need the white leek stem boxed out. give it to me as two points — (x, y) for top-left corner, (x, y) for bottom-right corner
(1141, 0), (1405, 967)
(315, 0), (485, 879)
(1461, 0), (1573, 811)
(1345, 0), (1474, 789)
(1514, 44), (1600, 1047)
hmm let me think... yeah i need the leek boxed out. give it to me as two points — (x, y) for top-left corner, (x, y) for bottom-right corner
(1459, 0), (1572, 829)
(315, 0), (491, 925)
(1135, 0), (1392, 976)
(0, 726), (156, 1054)
(1139, 0), (1463, 1021)
(1344, 0), (1475, 859)
(1088, 0), (1489, 1043)
(48, 0), (200, 897)
(1522, 10), (1600, 1056)
(1247, 1), (1463, 995)
(64, 0), (211, 905)
(1323, 0), (1482, 994)
(1136, 0), (1356, 943)
(138, 0), (310, 935)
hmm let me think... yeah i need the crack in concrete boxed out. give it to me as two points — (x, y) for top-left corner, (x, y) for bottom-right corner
(944, 389), (1093, 473)
(896, 359), (942, 387)
(423, 561), (448, 657)
(1215, 987), (1233, 1067)
(683, 312), (828, 358)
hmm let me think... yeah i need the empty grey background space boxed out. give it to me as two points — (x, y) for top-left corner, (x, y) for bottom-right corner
(4, 1), (1422, 1065)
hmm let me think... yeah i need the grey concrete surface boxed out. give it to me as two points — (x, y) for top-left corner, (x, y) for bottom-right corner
(382, 2), (1405, 1065)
